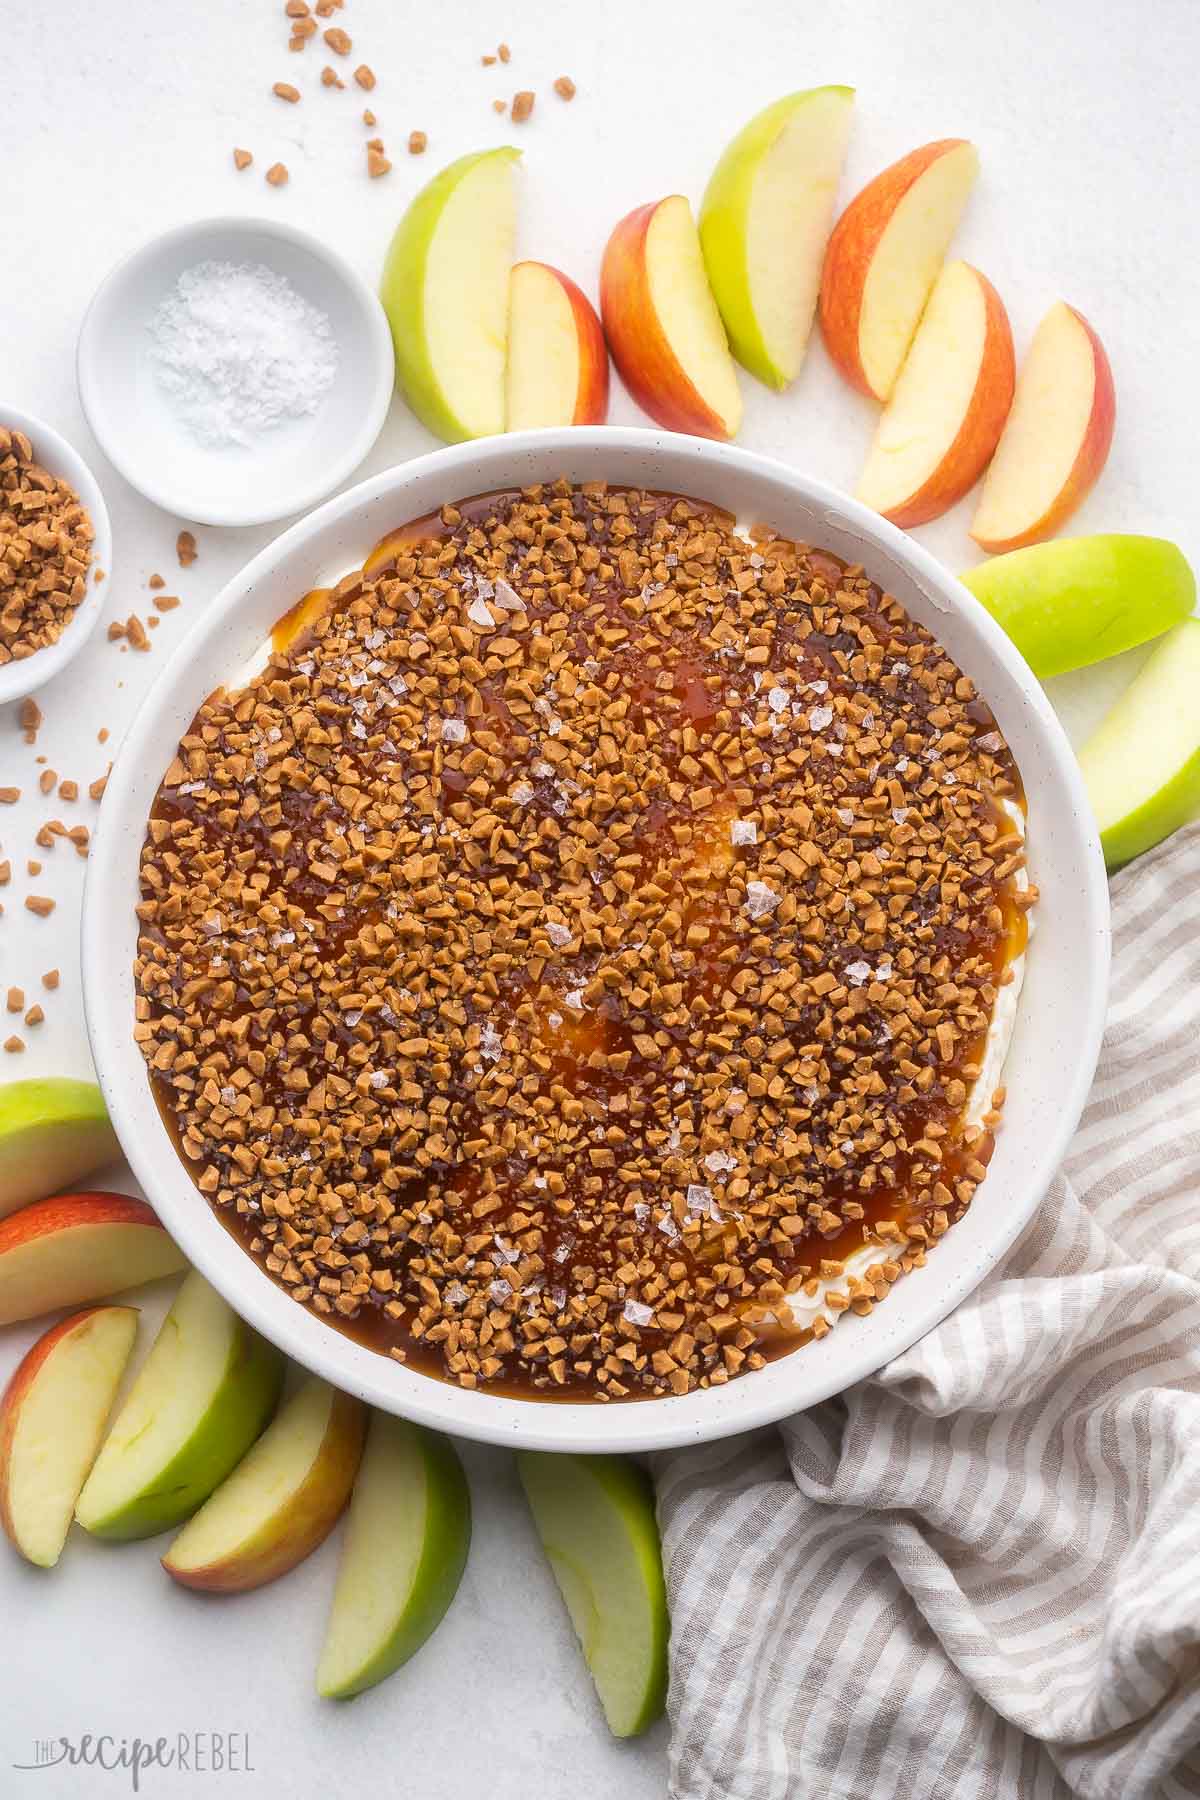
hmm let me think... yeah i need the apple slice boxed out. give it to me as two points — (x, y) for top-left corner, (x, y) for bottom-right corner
(505, 261), (609, 430)
(699, 86), (855, 390)
(162, 1376), (365, 1591)
(601, 195), (742, 440)
(381, 146), (521, 444)
(856, 260), (1014, 527)
(962, 535), (1195, 679)
(0, 1305), (138, 1567)
(75, 1270), (284, 1541)
(517, 1451), (667, 1738)
(820, 138), (980, 401)
(317, 1414), (471, 1698)
(970, 301), (1115, 552)
(1079, 620), (1200, 870)
(0, 1192), (186, 1327)
(0, 1078), (121, 1221)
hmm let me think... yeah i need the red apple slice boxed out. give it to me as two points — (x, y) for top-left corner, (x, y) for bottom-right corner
(856, 260), (1014, 527)
(162, 1377), (366, 1592)
(970, 301), (1115, 553)
(0, 1193), (186, 1327)
(819, 139), (980, 401)
(506, 262), (609, 429)
(600, 195), (742, 440)
(0, 1305), (138, 1566)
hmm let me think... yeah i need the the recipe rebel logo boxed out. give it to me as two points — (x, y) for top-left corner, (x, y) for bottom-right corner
(12, 1732), (255, 1791)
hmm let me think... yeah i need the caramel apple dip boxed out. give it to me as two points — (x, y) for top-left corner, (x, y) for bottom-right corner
(133, 481), (1034, 1402)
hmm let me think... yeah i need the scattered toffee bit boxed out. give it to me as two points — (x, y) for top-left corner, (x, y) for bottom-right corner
(362, 108), (376, 126)
(25, 895), (55, 917)
(368, 148), (392, 179)
(324, 26), (352, 54)
(354, 65), (376, 90)
(42, 969), (60, 990)
(498, 42), (512, 63)
(18, 697), (41, 737)
(177, 530), (198, 567)
(89, 771), (110, 801)
(0, 426), (95, 664)
(482, 54), (497, 66)
(273, 82), (301, 103)
(127, 614), (151, 652)
(0, 787), (20, 804)
(26, 859), (40, 876)
(511, 90), (535, 124)
(107, 621), (126, 642)
(24, 1006), (43, 1028)
(98, 728), (110, 743)
(6, 988), (22, 1013)
(408, 131), (427, 156)
(286, 0), (311, 17)
(0, 862), (9, 885)
(59, 779), (78, 802)
(149, 574), (165, 589)
(266, 161), (288, 188)
(321, 66), (344, 88)
(135, 482), (1030, 1404)
(234, 150), (253, 170)
(4, 1037), (24, 1055)
(492, 100), (507, 115)
(554, 76), (577, 101)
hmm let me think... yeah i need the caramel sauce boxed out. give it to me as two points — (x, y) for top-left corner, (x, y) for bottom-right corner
(143, 488), (1027, 1400)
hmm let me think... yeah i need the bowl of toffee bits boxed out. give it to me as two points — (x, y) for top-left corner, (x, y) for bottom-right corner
(0, 405), (111, 704)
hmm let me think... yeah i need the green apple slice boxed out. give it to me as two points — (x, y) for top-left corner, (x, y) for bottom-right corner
(699, 86), (854, 390)
(0, 1079), (121, 1220)
(962, 535), (1195, 679)
(1079, 618), (1200, 871)
(380, 146), (521, 443)
(517, 1451), (668, 1738)
(75, 1271), (284, 1541)
(317, 1413), (470, 1699)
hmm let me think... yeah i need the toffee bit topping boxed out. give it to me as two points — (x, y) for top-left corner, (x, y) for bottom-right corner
(135, 481), (1029, 1403)
(0, 427), (95, 663)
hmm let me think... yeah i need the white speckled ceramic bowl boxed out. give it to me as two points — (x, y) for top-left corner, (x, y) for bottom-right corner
(82, 429), (1110, 1453)
(0, 404), (112, 706)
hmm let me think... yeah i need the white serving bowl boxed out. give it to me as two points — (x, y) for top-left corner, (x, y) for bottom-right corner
(77, 217), (394, 529)
(0, 404), (112, 706)
(82, 429), (1110, 1454)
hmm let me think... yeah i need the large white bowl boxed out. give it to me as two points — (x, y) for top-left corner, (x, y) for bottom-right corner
(82, 429), (1110, 1454)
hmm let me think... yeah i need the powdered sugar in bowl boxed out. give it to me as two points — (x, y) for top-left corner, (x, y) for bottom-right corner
(77, 218), (393, 527)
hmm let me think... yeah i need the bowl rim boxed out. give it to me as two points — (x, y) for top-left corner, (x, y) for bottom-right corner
(82, 427), (1111, 1453)
(0, 403), (112, 705)
(75, 214), (395, 530)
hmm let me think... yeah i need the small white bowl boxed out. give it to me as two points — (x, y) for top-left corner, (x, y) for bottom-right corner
(83, 429), (1111, 1454)
(0, 404), (112, 706)
(77, 217), (394, 529)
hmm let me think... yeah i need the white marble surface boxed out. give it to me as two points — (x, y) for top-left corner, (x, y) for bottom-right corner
(1, 0), (1197, 1792)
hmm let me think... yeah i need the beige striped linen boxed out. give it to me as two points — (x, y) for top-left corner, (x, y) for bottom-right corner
(655, 821), (1200, 1800)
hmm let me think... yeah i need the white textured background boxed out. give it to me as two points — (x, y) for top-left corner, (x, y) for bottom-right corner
(1, 0), (1197, 1793)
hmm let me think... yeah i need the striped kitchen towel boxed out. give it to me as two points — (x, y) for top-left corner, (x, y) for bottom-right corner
(655, 819), (1200, 1800)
